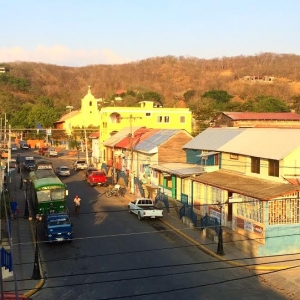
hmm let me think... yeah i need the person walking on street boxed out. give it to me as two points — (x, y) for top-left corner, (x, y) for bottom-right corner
(10, 198), (18, 220)
(74, 195), (81, 217)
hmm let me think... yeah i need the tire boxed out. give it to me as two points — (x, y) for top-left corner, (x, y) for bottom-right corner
(128, 206), (132, 214)
(138, 212), (142, 221)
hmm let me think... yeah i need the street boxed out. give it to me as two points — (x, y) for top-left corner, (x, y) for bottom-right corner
(14, 152), (287, 300)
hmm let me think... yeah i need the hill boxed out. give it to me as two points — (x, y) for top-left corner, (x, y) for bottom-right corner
(1, 52), (300, 121)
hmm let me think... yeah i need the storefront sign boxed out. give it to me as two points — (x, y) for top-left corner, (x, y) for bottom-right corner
(210, 208), (220, 221)
(244, 221), (253, 232)
(254, 224), (264, 236)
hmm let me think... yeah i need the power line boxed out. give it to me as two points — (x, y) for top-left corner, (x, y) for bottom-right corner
(5, 258), (300, 297)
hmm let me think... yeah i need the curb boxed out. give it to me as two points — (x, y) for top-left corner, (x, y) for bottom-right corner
(123, 189), (291, 272)
(23, 220), (45, 298)
(160, 217), (290, 271)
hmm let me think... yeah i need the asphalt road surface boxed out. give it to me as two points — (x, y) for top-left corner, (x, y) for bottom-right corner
(18, 152), (288, 300)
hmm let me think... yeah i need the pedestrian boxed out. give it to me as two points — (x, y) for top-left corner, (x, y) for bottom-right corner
(74, 195), (81, 217)
(10, 198), (18, 220)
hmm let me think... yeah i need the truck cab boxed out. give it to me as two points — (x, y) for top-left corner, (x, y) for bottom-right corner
(44, 213), (73, 242)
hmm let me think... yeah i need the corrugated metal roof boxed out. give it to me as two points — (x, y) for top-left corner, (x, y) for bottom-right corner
(135, 129), (179, 152)
(219, 128), (300, 160)
(223, 112), (300, 120)
(103, 127), (141, 147)
(151, 163), (204, 177)
(192, 169), (300, 200)
(183, 127), (245, 150)
(184, 127), (300, 160)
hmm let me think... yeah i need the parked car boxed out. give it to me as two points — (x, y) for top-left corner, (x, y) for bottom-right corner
(11, 144), (18, 151)
(3, 159), (17, 174)
(44, 213), (73, 243)
(128, 198), (163, 220)
(84, 167), (98, 180)
(21, 143), (30, 149)
(87, 171), (108, 187)
(56, 166), (71, 177)
(45, 148), (58, 157)
(23, 156), (36, 172)
(73, 159), (88, 171)
(38, 147), (48, 156)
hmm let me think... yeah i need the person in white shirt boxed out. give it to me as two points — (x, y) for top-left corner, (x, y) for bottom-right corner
(74, 195), (81, 217)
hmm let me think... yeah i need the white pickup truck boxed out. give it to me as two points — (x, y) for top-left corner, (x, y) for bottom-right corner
(128, 198), (163, 220)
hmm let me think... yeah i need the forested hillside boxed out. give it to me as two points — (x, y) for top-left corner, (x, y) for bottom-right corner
(1, 52), (300, 133)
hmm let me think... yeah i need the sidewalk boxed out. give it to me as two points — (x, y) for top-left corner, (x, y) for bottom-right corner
(2, 169), (44, 298)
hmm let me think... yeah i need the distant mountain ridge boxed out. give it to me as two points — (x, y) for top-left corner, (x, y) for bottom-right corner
(1, 52), (300, 110)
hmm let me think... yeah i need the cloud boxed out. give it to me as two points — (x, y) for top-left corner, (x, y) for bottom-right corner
(0, 45), (129, 66)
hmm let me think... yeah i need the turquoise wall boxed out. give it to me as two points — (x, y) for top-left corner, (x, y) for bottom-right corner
(258, 225), (300, 256)
(186, 149), (201, 164)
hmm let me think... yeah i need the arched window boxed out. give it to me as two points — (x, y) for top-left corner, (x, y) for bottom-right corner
(89, 101), (92, 106)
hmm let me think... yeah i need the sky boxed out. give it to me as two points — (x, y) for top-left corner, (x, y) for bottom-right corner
(1, 0), (300, 67)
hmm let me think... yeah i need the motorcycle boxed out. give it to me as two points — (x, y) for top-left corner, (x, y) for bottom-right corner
(106, 185), (121, 197)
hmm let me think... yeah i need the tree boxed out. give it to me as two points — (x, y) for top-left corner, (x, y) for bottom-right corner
(252, 96), (290, 112)
(142, 91), (163, 105)
(202, 90), (233, 104)
(183, 90), (196, 102)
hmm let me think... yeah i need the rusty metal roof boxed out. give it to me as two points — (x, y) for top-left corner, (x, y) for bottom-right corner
(191, 169), (300, 200)
(223, 112), (300, 121)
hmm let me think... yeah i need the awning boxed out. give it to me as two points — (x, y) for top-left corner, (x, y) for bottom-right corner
(197, 151), (219, 157)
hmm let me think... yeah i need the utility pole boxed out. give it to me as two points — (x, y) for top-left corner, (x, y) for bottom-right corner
(84, 128), (89, 165)
(8, 125), (11, 184)
(122, 114), (142, 193)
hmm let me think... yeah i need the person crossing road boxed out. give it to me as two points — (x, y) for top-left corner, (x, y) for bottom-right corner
(74, 195), (81, 217)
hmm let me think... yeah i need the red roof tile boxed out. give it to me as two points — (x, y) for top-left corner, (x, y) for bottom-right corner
(89, 132), (99, 138)
(115, 89), (127, 95)
(114, 128), (158, 149)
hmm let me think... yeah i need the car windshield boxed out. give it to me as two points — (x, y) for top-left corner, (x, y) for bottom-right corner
(25, 160), (35, 165)
(60, 167), (69, 171)
(48, 218), (70, 226)
(92, 172), (105, 176)
(77, 161), (86, 164)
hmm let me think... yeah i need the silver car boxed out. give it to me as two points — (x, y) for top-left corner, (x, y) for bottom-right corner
(56, 166), (71, 176)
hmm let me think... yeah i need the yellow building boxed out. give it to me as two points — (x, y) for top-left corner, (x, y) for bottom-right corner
(55, 87), (192, 163)
(99, 101), (192, 163)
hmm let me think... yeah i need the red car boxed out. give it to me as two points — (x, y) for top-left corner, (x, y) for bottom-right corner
(87, 171), (108, 187)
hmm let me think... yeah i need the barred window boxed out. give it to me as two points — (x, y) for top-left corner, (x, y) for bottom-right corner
(268, 199), (299, 225)
(182, 178), (189, 194)
(237, 197), (263, 223)
(211, 187), (222, 203)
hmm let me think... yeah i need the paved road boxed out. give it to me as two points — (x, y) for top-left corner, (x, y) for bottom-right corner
(18, 154), (287, 300)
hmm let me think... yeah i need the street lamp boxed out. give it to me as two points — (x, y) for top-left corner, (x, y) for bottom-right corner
(217, 201), (225, 255)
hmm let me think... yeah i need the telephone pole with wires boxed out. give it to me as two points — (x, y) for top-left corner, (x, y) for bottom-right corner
(121, 114), (142, 193)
